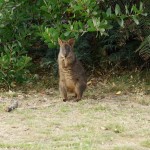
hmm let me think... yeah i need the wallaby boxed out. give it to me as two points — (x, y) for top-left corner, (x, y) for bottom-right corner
(58, 38), (87, 102)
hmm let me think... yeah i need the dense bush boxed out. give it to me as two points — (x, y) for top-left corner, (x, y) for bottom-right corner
(41, 0), (146, 45)
(0, 0), (149, 88)
(40, 0), (149, 71)
(0, 0), (34, 88)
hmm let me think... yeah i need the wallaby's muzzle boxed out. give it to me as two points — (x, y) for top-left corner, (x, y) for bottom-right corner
(64, 52), (68, 58)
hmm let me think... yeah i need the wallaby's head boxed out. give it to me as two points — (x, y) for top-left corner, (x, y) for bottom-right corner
(58, 38), (75, 58)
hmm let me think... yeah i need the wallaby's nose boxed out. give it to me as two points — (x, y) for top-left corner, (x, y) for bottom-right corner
(64, 53), (67, 57)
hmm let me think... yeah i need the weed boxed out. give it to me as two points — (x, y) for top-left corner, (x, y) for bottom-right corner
(141, 139), (150, 148)
(106, 123), (125, 133)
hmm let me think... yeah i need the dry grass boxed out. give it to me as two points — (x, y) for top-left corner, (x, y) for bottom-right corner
(0, 72), (150, 150)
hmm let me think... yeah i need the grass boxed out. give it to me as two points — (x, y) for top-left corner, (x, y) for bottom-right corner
(135, 95), (150, 106)
(141, 139), (150, 148)
(0, 95), (149, 150)
(60, 105), (72, 113)
(0, 104), (4, 112)
(0, 71), (149, 149)
(0, 143), (44, 150)
(106, 123), (125, 133)
(113, 146), (134, 150)
(101, 70), (150, 95)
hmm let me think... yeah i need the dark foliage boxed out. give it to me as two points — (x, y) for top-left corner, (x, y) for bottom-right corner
(0, 0), (149, 89)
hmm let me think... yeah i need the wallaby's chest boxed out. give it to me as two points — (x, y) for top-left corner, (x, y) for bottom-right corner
(61, 66), (76, 92)
(62, 66), (75, 80)
(60, 60), (76, 82)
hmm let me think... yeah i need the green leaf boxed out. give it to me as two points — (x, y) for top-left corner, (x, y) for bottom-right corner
(73, 5), (82, 11)
(87, 19), (95, 31)
(142, 13), (147, 16)
(78, 21), (83, 28)
(139, 2), (143, 11)
(92, 17), (100, 28)
(106, 7), (111, 17)
(125, 5), (129, 14)
(87, 27), (95, 32)
(100, 28), (105, 33)
(74, 22), (78, 30)
(132, 15), (139, 25)
(115, 4), (121, 15)
(64, 31), (70, 36)
(70, 25), (73, 30)
(92, 11), (97, 16)
(131, 5), (139, 14)
(117, 18), (124, 27)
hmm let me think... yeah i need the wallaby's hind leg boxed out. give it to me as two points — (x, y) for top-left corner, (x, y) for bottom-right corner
(75, 82), (86, 102)
(59, 81), (68, 102)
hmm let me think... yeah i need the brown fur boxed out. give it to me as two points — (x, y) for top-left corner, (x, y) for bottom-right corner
(58, 38), (87, 102)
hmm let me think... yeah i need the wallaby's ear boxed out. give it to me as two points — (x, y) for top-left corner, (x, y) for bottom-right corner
(58, 38), (63, 46)
(68, 38), (75, 47)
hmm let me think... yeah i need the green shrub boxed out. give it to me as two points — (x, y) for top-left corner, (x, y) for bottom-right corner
(40, 0), (146, 45)
(0, 0), (34, 88)
(0, 44), (31, 89)
(0, 0), (149, 89)
(39, 0), (148, 72)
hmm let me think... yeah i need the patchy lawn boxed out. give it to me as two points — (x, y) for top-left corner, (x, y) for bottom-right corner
(0, 74), (150, 150)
